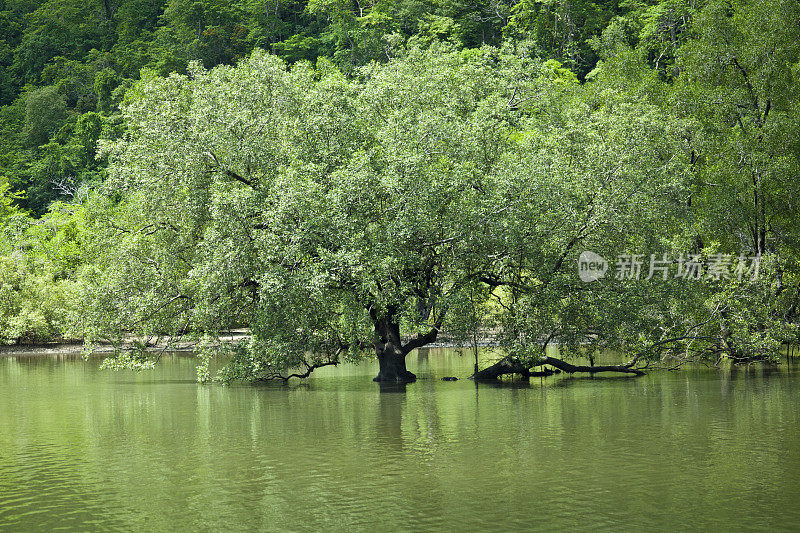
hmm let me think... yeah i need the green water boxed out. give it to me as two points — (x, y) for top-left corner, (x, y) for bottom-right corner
(2, 349), (800, 532)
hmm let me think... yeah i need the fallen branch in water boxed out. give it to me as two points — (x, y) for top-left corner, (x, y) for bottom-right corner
(538, 356), (645, 376)
(471, 354), (645, 380)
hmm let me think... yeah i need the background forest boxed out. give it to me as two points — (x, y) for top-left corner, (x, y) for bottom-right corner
(0, 0), (798, 380)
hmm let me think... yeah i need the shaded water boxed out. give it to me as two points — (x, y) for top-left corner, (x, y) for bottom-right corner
(2, 349), (800, 531)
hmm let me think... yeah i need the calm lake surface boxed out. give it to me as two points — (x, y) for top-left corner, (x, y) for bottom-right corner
(2, 348), (800, 532)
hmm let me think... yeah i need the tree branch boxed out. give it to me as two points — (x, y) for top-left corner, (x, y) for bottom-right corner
(471, 354), (646, 380)
(203, 151), (254, 187)
(280, 359), (340, 381)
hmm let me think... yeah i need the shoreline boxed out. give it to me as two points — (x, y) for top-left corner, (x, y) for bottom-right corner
(0, 342), (196, 357)
(0, 333), (499, 357)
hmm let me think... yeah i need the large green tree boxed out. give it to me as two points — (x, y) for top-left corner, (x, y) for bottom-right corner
(91, 47), (524, 380)
(88, 45), (692, 381)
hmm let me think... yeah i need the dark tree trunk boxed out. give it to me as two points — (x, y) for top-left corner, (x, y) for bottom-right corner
(374, 340), (416, 382)
(371, 312), (416, 382)
(368, 301), (444, 383)
(470, 357), (558, 380)
(471, 357), (531, 380)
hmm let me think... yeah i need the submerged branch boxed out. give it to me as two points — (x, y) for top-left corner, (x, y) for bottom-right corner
(279, 359), (340, 381)
(471, 354), (645, 380)
(538, 356), (645, 376)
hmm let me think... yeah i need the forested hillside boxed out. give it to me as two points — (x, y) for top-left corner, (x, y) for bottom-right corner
(1, 0), (798, 381)
(0, 0), (702, 216)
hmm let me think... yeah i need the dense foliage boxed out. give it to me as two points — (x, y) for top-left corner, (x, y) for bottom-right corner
(0, 0), (798, 381)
